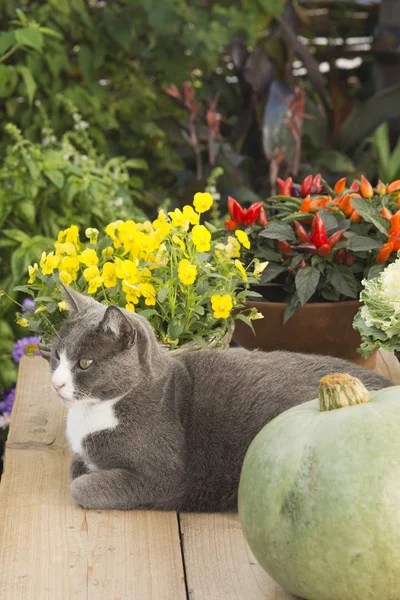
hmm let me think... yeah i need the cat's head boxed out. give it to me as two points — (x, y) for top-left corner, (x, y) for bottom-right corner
(50, 285), (161, 406)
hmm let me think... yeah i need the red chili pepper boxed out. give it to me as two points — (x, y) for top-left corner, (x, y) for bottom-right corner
(317, 244), (331, 257)
(243, 202), (264, 226)
(376, 242), (394, 263)
(277, 240), (292, 258)
(287, 266), (297, 277)
(277, 177), (293, 197)
(310, 213), (328, 247)
(335, 249), (345, 264)
(300, 259), (306, 268)
(227, 196), (244, 223)
(350, 180), (360, 192)
(344, 249), (354, 267)
(300, 174), (313, 196)
(293, 220), (311, 243)
(311, 173), (323, 194)
(256, 206), (268, 226)
(327, 229), (346, 248)
(294, 242), (317, 254)
(225, 219), (238, 231)
(300, 194), (311, 213)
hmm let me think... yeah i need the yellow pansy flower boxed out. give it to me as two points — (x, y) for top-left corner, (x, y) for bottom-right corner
(126, 291), (140, 305)
(178, 259), (197, 285)
(234, 259), (248, 282)
(59, 271), (73, 285)
(58, 301), (68, 311)
(35, 306), (47, 314)
(138, 282), (157, 306)
(253, 260), (269, 276)
(152, 209), (168, 229)
(28, 263), (38, 284)
(60, 255), (80, 273)
(54, 242), (76, 256)
(102, 246), (114, 258)
(115, 259), (138, 282)
(191, 224), (211, 252)
(183, 205), (199, 225)
(125, 302), (136, 312)
(193, 192), (213, 213)
(85, 228), (99, 243)
(106, 221), (123, 248)
(40, 252), (60, 275)
(211, 294), (233, 319)
(172, 234), (187, 254)
(83, 265), (103, 294)
(227, 236), (241, 258)
(102, 262), (117, 288)
(65, 225), (80, 248)
(117, 220), (138, 252)
(78, 249), (99, 267)
(168, 208), (189, 230)
(235, 230), (250, 249)
(17, 318), (29, 327)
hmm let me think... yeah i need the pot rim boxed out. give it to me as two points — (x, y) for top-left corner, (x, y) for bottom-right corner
(247, 298), (360, 309)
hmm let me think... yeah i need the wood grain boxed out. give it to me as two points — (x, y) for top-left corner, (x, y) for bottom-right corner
(180, 513), (297, 600)
(0, 357), (186, 599)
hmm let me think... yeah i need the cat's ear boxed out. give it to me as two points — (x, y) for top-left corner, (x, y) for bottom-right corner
(59, 283), (98, 316)
(99, 306), (136, 346)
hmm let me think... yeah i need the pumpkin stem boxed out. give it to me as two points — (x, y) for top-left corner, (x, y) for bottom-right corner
(318, 373), (370, 411)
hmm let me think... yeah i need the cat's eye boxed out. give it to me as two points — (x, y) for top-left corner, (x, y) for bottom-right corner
(79, 359), (93, 370)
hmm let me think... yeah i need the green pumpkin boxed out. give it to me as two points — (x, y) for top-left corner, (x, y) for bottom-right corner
(238, 374), (400, 600)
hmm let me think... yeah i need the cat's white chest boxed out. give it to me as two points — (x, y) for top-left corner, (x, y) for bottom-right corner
(66, 399), (120, 457)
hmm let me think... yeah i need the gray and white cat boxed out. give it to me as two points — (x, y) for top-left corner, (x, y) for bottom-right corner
(50, 286), (391, 512)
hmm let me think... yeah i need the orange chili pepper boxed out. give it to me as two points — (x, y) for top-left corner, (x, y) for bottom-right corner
(339, 194), (352, 215)
(360, 175), (373, 198)
(376, 180), (386, 196)
(387, 180), (400, 194)
(334, 177), (346, 194)
(389, 211), (400, 234)
(390, 231), (400, 251)
(350, 209), (362, 223)
(300, 194), (311, 213)
(376, 242), (394, 263)
(381, 207), (392, 220)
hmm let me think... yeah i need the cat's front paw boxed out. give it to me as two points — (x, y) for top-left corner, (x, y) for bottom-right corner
(70, 474), (104, 509)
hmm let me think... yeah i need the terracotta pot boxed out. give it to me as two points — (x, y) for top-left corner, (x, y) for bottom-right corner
(233, 300), (375, 367)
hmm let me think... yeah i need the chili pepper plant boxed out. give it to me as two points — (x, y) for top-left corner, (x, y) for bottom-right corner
(225, 175), (400, 322)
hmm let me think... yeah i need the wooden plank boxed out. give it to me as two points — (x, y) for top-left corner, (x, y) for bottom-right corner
(180, 513), (297, 600)
(0, 357), (186, 600)
(6, 356), (66, 450)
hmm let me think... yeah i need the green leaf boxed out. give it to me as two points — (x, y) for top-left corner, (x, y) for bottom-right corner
(193, 305), (205, 316)
(349, 198), (389, 236)
(335, 83), (400, 151)
(330, 265), (358, 298)
(17, 65), (37, 104)
(367, 263), (386, 280)
(260, 263), (286, 284)
(124, 158), (148, 170)
(283, 293), (300, 323)
(295, 266), (320, 306)
(234, 313), (255, 335)
(16, 200), (36, 225)
(259, 221), (296, 242)
(318, 209), (339, 232)
(0, 31), (15, 54)
(346, 235), (381, 251)
(39, 26), (63, 40)
(3, 229), (30, 243)
(157, 287), (169, 303)
(317, 150), (355, 173)
(0, 64), (18, 98)
(44, 169), (65, 189)
(15, 27), (43, 51)
(168, 317), (185, 340)
(137, 309), (158, 319)
(22, 152), (41, 179)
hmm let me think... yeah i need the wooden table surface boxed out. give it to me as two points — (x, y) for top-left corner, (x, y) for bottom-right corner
(1, 352), (400, 599)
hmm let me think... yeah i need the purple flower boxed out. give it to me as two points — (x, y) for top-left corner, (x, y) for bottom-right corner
(0, 383), (16, 415)
(12, 336), (41, 363)
(21, 298), (35, 314)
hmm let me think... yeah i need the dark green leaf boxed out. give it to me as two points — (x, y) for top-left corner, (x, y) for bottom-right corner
(346, 235), (381, 251)
(349, 198), (389, 236)
(367, 263), (386, 280)
(15, 27), (43, 51)
(330, 265), (358, 298)
(193, 305), (205, 316)
(317, 150), (355, 173)
(318, 209), (339, 232)
(157, 287), (169, 302)
(235, 312), (256, 335)
(295, 266), (320, 306)
(321, 287), (341, 301)
(283, 293), (300, 323)
(16, 66), (37, 104)
(0, 64), (18, 98)
(260, 263), (286, 284)
(3, 229), (30, 243)
(168, 317), (185, 340)
(0, 31), (15, 54)
(22, 153), (41, 179)
(259, 221), (296, 242)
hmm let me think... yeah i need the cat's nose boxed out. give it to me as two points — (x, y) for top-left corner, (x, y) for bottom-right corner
(53, 381), (65, 391)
